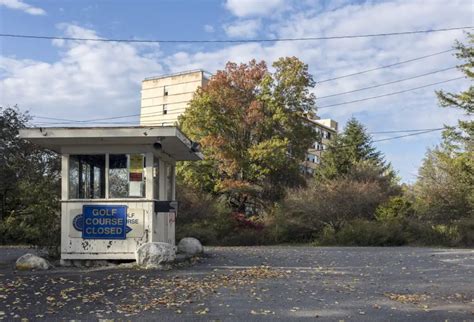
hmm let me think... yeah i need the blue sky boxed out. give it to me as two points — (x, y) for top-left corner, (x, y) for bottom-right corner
(0, 0), (472, 182)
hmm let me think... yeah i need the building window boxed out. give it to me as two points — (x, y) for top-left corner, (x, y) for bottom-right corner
(69, 155), (106, 199)
(163, 104), (168, 115)
(327, 132), (331, 139)
(163, 86), (168, 96)
(109, 154), (146, 198)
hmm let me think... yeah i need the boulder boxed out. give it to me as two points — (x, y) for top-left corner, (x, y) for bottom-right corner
(136, 242), (176, 268)
(15, 253), (52, 270)
(177, 237), (203, 256)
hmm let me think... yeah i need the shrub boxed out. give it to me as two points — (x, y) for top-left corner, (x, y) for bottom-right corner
(316, 220), (406, 246)
(375, 195), (415, 222)
(456, 217), (474, 247)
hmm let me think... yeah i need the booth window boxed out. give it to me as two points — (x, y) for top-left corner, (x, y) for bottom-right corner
(69, 155), (105, 199)
(109, 154), (146, 198)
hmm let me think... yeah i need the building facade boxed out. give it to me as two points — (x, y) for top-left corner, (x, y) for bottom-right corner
(140, 70), (209, 126)
(303, 117), (338, 174)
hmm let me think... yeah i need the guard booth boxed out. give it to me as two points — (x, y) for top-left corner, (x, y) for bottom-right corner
(19, 126), (202, 260)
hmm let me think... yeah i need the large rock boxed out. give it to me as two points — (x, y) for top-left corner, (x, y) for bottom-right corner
(177, 237), (203, 256)
(15, 253), (52, 270)
(136, 242), (176, 268)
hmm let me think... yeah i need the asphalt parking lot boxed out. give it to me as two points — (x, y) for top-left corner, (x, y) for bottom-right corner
(0, 246), (473, 321)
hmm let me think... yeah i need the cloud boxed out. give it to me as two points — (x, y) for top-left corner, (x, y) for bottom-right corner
(0, 0), (471, 181)
(204, 24), (215, 33)
(165, 0), (471, 181)
(0, 24), (163, 121)
(224, 19), (261, 38)
(0, 0), (45, 15)
(225, 0), (285, 17)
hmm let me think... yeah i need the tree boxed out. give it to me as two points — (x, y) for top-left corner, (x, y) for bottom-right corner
(413, 135), (474, 223)
(436, 32), (473, 150)
(0, 106), (60, 254)
(316, 117), (394, 181)
(413, 33), (474, 224)
(178, 58), (318, 214)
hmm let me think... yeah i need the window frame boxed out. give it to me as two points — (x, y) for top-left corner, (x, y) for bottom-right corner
(67, 152), (151, 201)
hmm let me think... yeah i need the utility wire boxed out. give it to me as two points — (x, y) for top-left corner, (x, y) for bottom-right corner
(318, 77), (465, 109)
(0, 26), (471, 44)
(317, 66), (458, 99)
(316, 49), (455, 83)
(32, 108), (184, 124)
(372, 128), (445, 143)
(320, 128), (446, 152)
(369, 127), (445, 134)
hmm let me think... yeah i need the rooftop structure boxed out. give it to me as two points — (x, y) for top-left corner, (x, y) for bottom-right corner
(140, 70), (209, 126)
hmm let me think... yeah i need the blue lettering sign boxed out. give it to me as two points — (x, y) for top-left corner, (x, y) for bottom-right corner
(82, 205), (128, 239)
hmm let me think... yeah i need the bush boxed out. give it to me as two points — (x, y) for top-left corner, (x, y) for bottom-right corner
(274, 169), (398, 241)
(316, 220), (406, 246)
(456, 217), (474, 247)
(375, 195), (414, 222)
(176, 183), (267, 246)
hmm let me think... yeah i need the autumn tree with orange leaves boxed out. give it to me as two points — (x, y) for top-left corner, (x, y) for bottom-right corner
(178, 57), (318, 214)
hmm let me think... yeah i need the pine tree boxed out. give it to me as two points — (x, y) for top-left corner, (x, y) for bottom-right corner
(316, 117), (393, 180)
(436, 32), (473, 151)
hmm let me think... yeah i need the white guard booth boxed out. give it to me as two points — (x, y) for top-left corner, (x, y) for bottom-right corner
(19, 126), (202, 261)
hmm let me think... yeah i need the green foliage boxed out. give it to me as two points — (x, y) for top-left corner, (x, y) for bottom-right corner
(436, 32), (473, 150)
(455, 217), (474, 247)
(0, 106), (60, 257)
(316, 220), (406, 246)
(178, 57), (317, 213)
(316, 117), (394, 181)
(375, 195), (415, 222)
(413, 141), (474, 223)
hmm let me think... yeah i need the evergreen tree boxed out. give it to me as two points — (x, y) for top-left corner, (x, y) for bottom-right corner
(316, 117), (393, 181)
(436, 32), (473, 151)
(413, 33), (474, 223)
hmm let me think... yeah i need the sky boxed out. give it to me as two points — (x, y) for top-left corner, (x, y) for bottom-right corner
(0, 0), (472, 182)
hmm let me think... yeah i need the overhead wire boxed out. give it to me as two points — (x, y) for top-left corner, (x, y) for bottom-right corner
(318, 77), (465, 109)
(319, 128), (447, 153)
(316, 66), (459, 99)
(0, 26), (471, 44)
(316, 49), (455, 83)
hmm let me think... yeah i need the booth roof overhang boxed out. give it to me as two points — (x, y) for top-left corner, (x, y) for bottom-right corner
(19, 126), (203, 161)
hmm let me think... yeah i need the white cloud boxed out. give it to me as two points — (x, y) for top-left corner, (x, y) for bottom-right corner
(0, 24), (163, 121)
(165, 0), (471, 181)
(0, 0), (45, 15)
(204, 24), (215, 33)
(224, 19), (261, 38)
(1, 0), (471, 181)
(225, 0), (285, 17)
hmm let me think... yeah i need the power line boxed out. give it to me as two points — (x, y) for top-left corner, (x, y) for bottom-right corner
(369, 127), (444, 134)
(373, 128), (445, 143)
(32, 108), (184, 124)
(321, 128), (446, 152)
(317, 66), (458, 99)
(0, 26), (471, 44)
(318, 77), (465, 109)
(316, 49), (455, 83)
